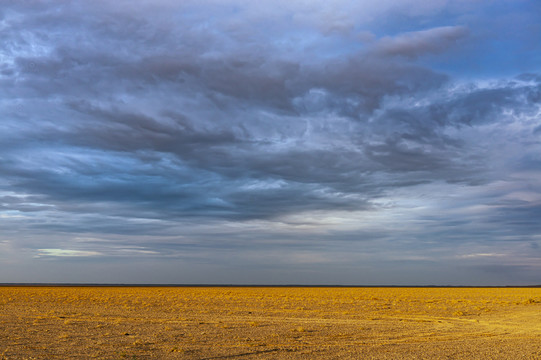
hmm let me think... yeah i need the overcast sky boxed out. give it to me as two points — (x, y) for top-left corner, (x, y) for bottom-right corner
(1, 0), (540, 285)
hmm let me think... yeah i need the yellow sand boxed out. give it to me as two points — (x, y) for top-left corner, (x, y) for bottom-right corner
(1, 286), (540, 359)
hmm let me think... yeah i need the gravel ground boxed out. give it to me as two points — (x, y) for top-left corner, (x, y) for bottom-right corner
(1, 286), (540, 359)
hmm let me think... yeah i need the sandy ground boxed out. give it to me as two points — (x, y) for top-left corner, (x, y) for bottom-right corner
(1, 286), (540, 359)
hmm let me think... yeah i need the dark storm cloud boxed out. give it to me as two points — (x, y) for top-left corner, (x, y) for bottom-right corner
(3, 2), (457, 114)
(2, 9), (540, 221)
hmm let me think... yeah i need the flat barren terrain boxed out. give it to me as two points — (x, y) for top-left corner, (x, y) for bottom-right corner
(1, 286), (540, 359)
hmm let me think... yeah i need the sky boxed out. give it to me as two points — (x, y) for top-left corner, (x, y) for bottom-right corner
(1, 0), (540, 285)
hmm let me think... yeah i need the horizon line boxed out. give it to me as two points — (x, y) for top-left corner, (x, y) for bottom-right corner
(1, 283), (540, 288)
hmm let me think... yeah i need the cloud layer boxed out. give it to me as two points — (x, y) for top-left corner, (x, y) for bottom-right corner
(1, 0), (540, 285)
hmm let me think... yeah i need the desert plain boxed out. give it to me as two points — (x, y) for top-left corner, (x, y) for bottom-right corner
(0, 286), (540, 359)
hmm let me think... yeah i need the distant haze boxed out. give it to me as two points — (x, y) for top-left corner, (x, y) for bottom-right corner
(1, 0), (540, 285)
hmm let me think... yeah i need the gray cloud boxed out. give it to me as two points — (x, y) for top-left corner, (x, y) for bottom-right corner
(374, 26), (469, 58)
(1, 0), (540, 284)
